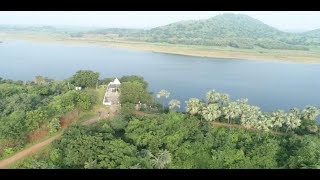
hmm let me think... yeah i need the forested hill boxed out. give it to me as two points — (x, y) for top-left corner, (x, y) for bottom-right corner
(148, 13), (285, 39)
(304, 28), (320, 38)
(91, 13), (320, 50)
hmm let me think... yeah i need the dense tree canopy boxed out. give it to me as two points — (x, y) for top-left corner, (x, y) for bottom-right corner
(71, 70), (100, 88)
(119, 81), (153, 104)
(0, 77), (95, 159)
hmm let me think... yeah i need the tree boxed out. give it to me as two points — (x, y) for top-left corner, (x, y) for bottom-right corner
(120, 103), (135, 118)
(48, 118), (61, 133)
(120, 75), (148, 89)
(287, 136), (320, 168)
(206, 90), (221, 104)
(285, 108), (302, 132)
(119, 81), (152, 104)
(301, 106), (320, 121)
(185, 98), (202, 115)
(201, 104), (221, 122)
(96, 139), (138, 168)
(34, 76), (50, 85)
(255, 114), (273, 132)
(26, 108), (48, 131)
(71, 70), (100, 88)
(240, 104), (261, 129)
(157, 89), (170, 111)
(168, 99), (181, 111)
(151, 149), (172, 169)
(74, 91), (93, 111)
(34, 76), (46, 85)
(271, 110), (286, 132)
(222, 102), (241, 125)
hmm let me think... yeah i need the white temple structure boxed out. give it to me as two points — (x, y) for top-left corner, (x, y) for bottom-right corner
(103, 78), (121, 106)
(107, 78), (121, 92)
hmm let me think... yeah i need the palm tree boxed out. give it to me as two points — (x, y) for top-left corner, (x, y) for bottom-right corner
(220, 93), (230, 106)
(168, 99), (181, 111)
(271, 110), (286, 132)
(285, 110), (302, 133)
(240, 104), (261, 129)
(151, 149), (172, 169)
(206, 90), (229, 106)
(185, 98), (202, 115)
(236, 98), (248, 105)
(222, 102), (241, 125)
(255, 114), (272, 132)
(157, 89), (170, 111)
(206, 90), (220, 104)
(308, 125), (318, 133)
(302, 106), (320, 121)
(201, 104), (221, 122)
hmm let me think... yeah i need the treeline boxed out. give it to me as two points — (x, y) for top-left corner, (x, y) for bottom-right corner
(14, 78), (320, 169)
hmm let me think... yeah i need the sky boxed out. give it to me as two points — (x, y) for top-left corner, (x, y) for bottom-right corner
(0, 11), (319, 32)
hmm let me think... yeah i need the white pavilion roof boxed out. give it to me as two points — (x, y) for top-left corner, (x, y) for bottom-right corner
(113, 78), (121, 85)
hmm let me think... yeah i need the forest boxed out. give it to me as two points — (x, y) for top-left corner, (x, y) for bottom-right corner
(1, 71), (319, 169)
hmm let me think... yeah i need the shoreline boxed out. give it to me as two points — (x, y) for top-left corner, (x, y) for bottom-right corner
(1, 32), (320, 64)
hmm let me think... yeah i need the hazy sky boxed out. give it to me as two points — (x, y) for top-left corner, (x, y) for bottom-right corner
(0, 11), (319, 32)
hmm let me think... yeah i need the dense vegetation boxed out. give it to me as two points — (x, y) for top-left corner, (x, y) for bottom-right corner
(10, 75), (320, 169)
(0, 72), (98, 159)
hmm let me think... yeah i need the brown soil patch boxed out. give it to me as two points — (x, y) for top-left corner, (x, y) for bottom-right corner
(27, 127), (49, 143)
(60, 110), (79, 129)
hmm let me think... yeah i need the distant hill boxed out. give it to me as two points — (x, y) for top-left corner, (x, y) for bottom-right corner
(304, 28), (320, 37)
(1, 13), (320, 50)
(148, 13), (285, 39)
(90, 13), (320, 50)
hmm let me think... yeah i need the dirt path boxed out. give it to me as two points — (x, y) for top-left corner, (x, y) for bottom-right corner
(0, 133), (62, 169)
(0, 107), (119, 168)
(0, 88), (120, 169)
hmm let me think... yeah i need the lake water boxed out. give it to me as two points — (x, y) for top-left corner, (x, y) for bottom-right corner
(1, 40), (320, 113)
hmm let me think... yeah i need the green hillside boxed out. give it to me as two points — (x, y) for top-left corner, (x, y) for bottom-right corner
(91, 13), (320, 50)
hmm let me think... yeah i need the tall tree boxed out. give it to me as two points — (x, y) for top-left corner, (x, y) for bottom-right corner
(301, 106), (320, 121)
(185, 98), (202, 116)
(271, 110), (286, 132)
(157, 89), (170, 111)
(201, 103), (221, 122)
(168, 99), (181, 111)
(222, 102), (241, 125)
(285, 109), (302, 132)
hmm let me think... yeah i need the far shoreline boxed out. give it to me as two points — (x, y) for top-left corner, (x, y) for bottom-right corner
(1, 32), (320, 64)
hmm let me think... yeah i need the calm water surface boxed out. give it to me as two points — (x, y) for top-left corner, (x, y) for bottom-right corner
(1, 40), (319, 113)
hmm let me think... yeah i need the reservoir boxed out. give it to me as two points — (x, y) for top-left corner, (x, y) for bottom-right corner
(1, 40), (319, 112)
